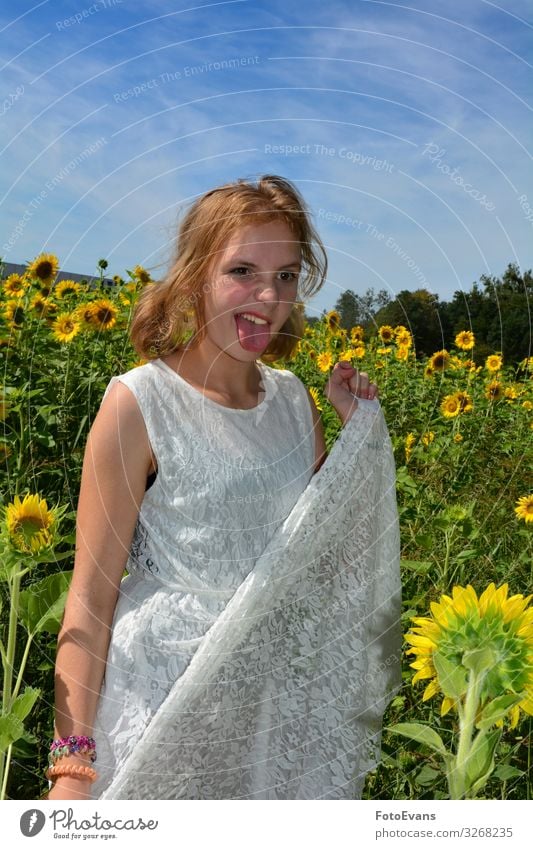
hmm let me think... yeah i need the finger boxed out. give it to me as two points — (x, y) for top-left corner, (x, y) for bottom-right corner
(328, 360), (356, 387)
(350, 370), (370, 398)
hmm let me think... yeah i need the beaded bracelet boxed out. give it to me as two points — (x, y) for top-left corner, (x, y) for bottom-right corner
(46, 763), (98, 783)
(49, 735), (97, 767)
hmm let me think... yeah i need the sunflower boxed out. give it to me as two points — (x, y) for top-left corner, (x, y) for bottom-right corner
(429, 349), (450, 372)
(450, 355), (464, 370)
(515, 495), (533, 524)
(406, 583), (533, 726)
(405, 432), (416, 462)
(396, 345), (409, 361)
(87, 298), (118, 331)
(455, 391), (473, 413)
(504, 386), (519, 402)
(353, 345), (366, 359)
(54, 279), (82, 299)
(424, 364), (434, 379)
(3, 273), (27, 298)
(30, 293), (55, 318)
(26, 253), (59, 286)
(396, 330), (412, 348)
(486, 354), (503, 373)
(455, 330), (475, 350)
(522, 400), (533, 410)
(421, 431), (435, 446)
(453, 433), (463, 443)
(308, 386), (323, 411)
(51, 312), (81, 343)
(378, 325), (394, 344)
(350, 325), (364, 344)
(317, 351), (334, 372)
(113, 275), (125, 285)
(132, 265), (152, 285)
(325, 310), (341, 332)
(3, 299), (25, 326)
(440, 394), (461, 418)
(485, 380), (503, 402)
(377, 346), (392, 356)
(4, 493), (57, 554)
(339, 349), (355, 362)
(394, 324), (408, 336)
(75, 303), (97, 329)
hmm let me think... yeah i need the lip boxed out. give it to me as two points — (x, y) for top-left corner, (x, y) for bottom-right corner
(234, 310), (273, 324)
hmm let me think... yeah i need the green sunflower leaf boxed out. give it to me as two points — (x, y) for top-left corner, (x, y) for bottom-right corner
(415, 765), (442, 787)
(19, 570), (73, 635)
(386, 722), (448, 757)
(465, 729), (501, 796)
(433, 652), (468, 699)
(10, 687), (41, 723)
(476, 694), (523, 731)
(462, 647), (497, 675)
(0, 713), (25, 754)
(493, 764), (524, 781)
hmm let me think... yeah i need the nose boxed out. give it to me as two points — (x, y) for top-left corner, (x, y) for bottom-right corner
(253, 272), (281, 304)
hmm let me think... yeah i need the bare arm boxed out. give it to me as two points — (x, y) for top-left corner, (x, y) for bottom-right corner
(47, 381), (154, 799)
(305, 388), (327, 473)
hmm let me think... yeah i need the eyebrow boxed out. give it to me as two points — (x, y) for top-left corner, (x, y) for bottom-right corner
(227, 258), (302, 270)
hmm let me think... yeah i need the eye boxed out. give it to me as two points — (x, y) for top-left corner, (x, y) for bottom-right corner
(228, 266), (251, 276)
(278, 271), (299, 282)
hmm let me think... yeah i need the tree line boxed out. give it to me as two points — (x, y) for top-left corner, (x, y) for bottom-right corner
(309, 264), (531, 364)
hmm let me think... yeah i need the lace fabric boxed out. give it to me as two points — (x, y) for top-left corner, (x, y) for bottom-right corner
(91, 360), (401, 799)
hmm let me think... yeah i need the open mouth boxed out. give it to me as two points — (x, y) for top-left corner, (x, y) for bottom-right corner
(234, 313), (272, 352)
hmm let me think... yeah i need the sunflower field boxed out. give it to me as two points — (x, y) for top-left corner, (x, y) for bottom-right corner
(0, 256), (531, 800)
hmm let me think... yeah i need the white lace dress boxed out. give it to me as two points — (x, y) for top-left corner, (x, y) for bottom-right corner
(90, 358), (401, 800)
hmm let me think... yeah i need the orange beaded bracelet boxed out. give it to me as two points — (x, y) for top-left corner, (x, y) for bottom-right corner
(46, 763), (98, 783)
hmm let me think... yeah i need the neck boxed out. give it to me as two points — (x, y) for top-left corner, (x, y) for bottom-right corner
(175, 337), (262, 397)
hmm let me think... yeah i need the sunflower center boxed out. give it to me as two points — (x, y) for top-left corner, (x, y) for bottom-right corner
(36, 261), (53, 279)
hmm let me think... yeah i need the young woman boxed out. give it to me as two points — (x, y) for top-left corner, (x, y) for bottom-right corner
(47, 175), (400, 800)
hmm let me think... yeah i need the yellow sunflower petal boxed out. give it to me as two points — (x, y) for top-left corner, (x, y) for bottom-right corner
(440, 696), (455, 716)
(422, 679), (440, 701)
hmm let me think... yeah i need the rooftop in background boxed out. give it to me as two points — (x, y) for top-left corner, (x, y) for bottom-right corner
(1, 261), (114, 288)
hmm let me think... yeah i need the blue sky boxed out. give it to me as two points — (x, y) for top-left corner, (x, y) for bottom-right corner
(1, 0), (531, 317)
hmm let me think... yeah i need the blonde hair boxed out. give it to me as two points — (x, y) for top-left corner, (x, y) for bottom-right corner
(130, 175), (327, 363)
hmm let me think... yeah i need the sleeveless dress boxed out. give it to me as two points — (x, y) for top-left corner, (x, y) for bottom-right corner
(91, 358), (402, 800)
(91, 358), (317, 798)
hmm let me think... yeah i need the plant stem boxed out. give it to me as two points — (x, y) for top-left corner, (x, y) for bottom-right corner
(0, 567), (21, 800)
(12, 632), (35, 703)
(2, 569), (21, 713)
(442, 531), (452, 585)
(449, 671), (483, 799)
(0, 746), (12, 799)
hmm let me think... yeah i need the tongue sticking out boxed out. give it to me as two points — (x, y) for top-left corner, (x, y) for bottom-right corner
(235, 314), (271, 353)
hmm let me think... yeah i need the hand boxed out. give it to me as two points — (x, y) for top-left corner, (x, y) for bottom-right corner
(324, 361), (379, 425)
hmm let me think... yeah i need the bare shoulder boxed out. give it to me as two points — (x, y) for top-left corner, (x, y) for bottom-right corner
(88, 378), (155, 478)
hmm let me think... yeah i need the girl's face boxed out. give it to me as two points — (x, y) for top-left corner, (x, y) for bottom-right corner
(199, 220), (301, 360)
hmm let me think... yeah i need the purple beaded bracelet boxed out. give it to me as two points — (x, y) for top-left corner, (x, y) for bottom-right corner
(48, 735), (97, 767)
